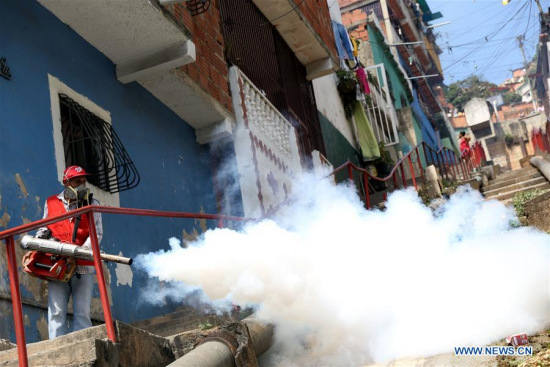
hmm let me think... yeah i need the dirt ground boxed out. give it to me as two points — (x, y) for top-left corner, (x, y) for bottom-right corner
(497, 331), (550, 367)
(365, 331), (550, 367)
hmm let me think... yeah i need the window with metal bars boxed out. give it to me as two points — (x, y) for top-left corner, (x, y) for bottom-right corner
(59, 94), (140, 193)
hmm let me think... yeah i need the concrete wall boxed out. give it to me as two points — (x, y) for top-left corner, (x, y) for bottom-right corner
(291, 0), (337, 59)
(1, 0), (220, 342)
(465, 98), (491, 127)
(318, 112), (360, 182)
(312, 74), (356, 147)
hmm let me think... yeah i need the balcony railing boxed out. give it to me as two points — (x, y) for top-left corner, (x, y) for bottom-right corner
(330, 142), (486, 209)
(229, 66), (303, 217)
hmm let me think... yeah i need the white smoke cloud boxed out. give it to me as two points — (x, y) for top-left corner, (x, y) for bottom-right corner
(135, 173), (550, 365)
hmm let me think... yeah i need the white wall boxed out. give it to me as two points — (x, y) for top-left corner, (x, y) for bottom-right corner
(229, 67), (303, 218)
(312, 74), (357, 147)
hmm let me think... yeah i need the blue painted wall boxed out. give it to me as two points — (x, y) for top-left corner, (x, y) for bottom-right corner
(411, 89), (438, 150)
(1, 0), (221, 342)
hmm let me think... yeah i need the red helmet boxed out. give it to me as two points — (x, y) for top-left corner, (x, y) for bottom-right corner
(63, 165), (90, 181)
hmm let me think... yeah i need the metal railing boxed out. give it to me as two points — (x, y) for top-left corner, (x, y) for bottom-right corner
(330, 142), (484, 209)
(0, 206), (246, 367)
(531, 120), (550, 154)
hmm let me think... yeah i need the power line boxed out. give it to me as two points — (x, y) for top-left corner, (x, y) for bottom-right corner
(474, 3), (533, 79)
(441, 0), (531, 75)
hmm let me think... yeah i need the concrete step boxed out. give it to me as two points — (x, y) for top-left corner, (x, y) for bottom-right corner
(484, 176), (546, 195)
(0, 341), (14, 353)
(485, 182), (550, 202)
(492, 167), (539, 183)
(0, 324), (108, 362)
(0, 338), (99, 367)
(0, 321), (175, 367)
(484, 171), (542, 191)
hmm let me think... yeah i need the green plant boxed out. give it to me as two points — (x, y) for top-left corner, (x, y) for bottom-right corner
(511, 188), (549, 218)
(367, 71), (379, 90)
(336, 70), (358, 118)
(505, 134), (514, 147)
(373, 142), (395, 177)
(441, 179), (458, 196)
(417, 184), (434, 206)
(198, 322), (213, 330)
(376, 141), (394, 165)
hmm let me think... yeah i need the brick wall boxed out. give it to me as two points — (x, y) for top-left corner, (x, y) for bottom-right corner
(498, 103), (534, 121)
(294, 0), (338, 59)
(166, 1), (233, 113)
(338, 2), (388, 52)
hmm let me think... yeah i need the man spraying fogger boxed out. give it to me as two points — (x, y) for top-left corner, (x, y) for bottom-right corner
(22, 165), (102, 339)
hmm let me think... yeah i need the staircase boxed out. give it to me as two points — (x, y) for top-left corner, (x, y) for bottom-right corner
(0, 306), (240, 366)
(0, 322), (175, 367)
(482, 166), (550, 203)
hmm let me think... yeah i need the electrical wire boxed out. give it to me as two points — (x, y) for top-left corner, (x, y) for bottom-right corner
(473, 3), (532, 79)
(440, 0), (532, 76)
(475, 14), (539, 79)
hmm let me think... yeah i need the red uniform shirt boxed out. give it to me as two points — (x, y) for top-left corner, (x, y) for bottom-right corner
(46, 195), (94, 266)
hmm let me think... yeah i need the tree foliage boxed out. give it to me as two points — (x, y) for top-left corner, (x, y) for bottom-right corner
(502, 91), (522, 105)
(444, 75), (499, 112)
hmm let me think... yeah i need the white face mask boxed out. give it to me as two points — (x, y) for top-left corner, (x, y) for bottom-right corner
(64, 184), (90, 202)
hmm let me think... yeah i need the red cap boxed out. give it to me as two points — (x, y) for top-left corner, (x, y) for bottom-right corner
(63, 165), (90, 181)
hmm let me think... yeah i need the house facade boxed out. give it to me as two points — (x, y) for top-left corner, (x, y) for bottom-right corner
(1, 0), (456, 345)
(0, 0), (233, 342)
(0, 0), (346, 343)
(338, 0), (460, 157)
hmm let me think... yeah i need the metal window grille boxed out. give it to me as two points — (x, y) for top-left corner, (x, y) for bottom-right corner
(187, 0), (210, 16)
(362, 64), (399, 146)
(59, 94), (140, 193)
(361, 0), (384, 21)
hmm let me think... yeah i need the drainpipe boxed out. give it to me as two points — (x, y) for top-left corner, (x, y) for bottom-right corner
(167, 316), (274, 367)
(530, 156), (550, 182)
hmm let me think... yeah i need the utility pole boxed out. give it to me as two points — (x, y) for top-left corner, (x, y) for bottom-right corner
(517, 35), (538, 113)
(503, 0), (544, 17)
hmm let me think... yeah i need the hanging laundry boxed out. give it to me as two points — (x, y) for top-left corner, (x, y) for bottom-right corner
(352, 101), (380, 161)
(354, 67), (371, 95)
(350, 36), (359, 57)
(345, 57), (358, 70)
(331, 21), (354, 60)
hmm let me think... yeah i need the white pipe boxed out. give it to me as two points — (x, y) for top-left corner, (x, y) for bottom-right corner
(167, 316), (274, 367)
(530, 156), (550, 182)
(20, 235), (132, 265)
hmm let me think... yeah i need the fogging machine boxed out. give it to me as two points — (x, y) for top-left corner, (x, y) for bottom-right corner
(20, 235), (132, 282)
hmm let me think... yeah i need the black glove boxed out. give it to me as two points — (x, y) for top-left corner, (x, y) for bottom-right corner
(36, 229), (52, 239)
